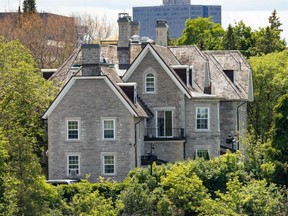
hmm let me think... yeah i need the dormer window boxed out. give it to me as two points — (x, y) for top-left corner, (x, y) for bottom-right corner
(145, 73), (155, 93)
(223, 70), (234, 83)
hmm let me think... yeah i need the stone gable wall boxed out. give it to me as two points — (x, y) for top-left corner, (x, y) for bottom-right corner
(48, 79), (136, 182)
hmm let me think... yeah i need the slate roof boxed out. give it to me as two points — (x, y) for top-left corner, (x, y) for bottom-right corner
(48, 48), (81, 86)
(101, 66), (148, 118)
(169, 46), (253, 101)
(48, 42), (253, 117)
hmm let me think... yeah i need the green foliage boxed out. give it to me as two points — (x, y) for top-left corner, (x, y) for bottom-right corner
(269, 9), (282, 31)
(177, 17), (225, 50)
(0, 37), (57, 215)
(70, 182), (118, 216)
(160, 162), (208, 214)
(54, 179), (122, 215)
(0, 130), (8, 212)
(120, 180), (156, 215)
(250, 26), (286, 56)
(197, 177), (284, 215)
(222, 24), (237, 50)
(178, 10), (285, 57)
(187, 152), (248, 197)
(23, 0), (37, 13)
(269, 94), (288, 185)
(248, 50), (288, 143)
(241, 134), (275, 181)
(222, 21), (255, 57)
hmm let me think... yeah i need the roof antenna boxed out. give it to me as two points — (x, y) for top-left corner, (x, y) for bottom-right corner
(18, 0), (21, 13)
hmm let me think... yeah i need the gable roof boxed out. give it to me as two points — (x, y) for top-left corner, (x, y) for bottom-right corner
(42, 73), (148, 119)
(122, 43), (191, 99)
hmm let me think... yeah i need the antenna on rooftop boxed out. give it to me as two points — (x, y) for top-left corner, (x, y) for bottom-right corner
(18, 0), (21, 13)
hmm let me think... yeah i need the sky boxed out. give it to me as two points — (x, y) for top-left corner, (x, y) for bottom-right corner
(1, 0), (288, 40)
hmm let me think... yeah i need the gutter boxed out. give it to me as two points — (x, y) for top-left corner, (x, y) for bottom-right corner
(236, 101), (247, 150)
(134, 118), (144, 167)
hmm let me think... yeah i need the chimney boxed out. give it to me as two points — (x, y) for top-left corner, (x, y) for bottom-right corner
(81, 44), (101, 76)
(155, 20), (168, 47)
(117, 13), (131, 48)
(117, 13), (131, 70)
(130, 21), (140, 37)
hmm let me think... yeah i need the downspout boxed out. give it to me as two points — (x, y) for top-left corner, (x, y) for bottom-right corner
(134, 118), (144, 167)
(236, 101), (247, 150)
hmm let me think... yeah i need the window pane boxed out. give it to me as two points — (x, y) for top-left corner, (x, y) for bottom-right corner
(157, 111), (173, 137)
(196, 108), (208, 129)
(165, 111), (172, 136)
(68, 156), (79, 174)
(104, 155), (114, 174)
(104, 130), (114, 138)
(68, 121), (79, 139)
(104, 120), (113, 130)
(103, 120), (114, 139)
(197, 150), (209, 158)
(146, 73), (155, 92)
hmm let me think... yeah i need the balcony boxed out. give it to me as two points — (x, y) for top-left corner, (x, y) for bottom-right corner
(144, 128), (185, 141)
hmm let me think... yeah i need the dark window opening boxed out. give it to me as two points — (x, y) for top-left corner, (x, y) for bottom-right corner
(223, 70), (234, 83)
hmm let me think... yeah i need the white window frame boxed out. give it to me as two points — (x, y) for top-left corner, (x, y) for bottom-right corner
(196, 107), (210, 131)
(102, 118), (116, 140)
(145, 73), (155, 93)
(67, 153), (80, 176)
(66, 118), (80, 141)
(196, 149), (210, 159)
(101, 152), (117, 176)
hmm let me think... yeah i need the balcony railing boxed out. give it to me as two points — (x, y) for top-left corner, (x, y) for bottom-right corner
(144, 128), (185, 140)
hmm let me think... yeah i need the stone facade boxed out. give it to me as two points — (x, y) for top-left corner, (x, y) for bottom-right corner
(47, 78), (143, 182)
(44, 42), (253, 182)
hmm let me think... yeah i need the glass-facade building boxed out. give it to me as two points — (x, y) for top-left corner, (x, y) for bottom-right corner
(133, 3), (221, 40)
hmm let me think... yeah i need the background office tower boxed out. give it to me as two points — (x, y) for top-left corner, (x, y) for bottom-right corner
(133, 0), (221, 40)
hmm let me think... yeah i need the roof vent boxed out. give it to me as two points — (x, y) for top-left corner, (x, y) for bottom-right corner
(131, 35), (141, 44)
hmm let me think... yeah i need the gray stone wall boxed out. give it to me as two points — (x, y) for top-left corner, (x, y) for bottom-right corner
(219, 101), (247, 150)
(48, 78), (136, 182)
(126, 51), (186, 162)
(144, 141), (184, 162)
(127, 51), (186, 129)
(185, 99), (221, 159)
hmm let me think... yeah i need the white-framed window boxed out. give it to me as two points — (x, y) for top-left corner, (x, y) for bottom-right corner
(66, 119), (80, 140)
(196, 149), (210, 159)
(196, 107), (209, 130)
(102, 118), (116, 140)
(67, 154), (80, 176)
(145, 73), (155, 93)
(101, 153), (117, 176)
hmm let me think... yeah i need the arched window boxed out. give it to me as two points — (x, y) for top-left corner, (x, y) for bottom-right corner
(145, 73), (155, 93)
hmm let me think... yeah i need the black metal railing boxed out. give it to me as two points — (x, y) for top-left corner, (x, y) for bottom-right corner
(144, 128), (185, 140)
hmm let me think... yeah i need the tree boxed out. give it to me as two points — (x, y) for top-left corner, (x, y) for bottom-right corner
(270, 94), (288, 185)
(0, 37), (57, 215)
(177, 17), (225, 50)
(76, 13), (116, 44)
(251, 26), (286, 55)
(222, 21), (255, 57)
(248, 50), (288, 143)
(0, 13), (78, 68)
(160, 162), (209, 214)
(251, 10), (286, 56)
(23, 0), (37, 13)
(269, 9), (282, 31)
(222, 24), (237, 50)
(197, 177), (285, 215)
